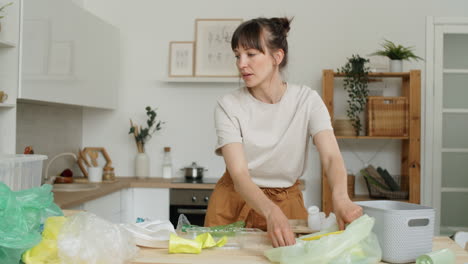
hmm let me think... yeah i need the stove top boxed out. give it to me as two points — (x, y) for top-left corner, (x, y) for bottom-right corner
(170, 177), (219, 184)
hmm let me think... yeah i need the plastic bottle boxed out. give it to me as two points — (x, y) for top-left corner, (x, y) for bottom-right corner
(162, 147), (172, 179)
(307, 206), (321, 231)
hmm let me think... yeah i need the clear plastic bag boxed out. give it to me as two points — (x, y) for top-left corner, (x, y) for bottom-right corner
(264, 214), (382, 264)
(0, 183), (63, 264)
(22, 216), (67, 264)
(57, 212), (139, 264)
(121, 219), (175, 248)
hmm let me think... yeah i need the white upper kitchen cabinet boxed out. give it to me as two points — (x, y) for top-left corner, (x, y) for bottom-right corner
(0, 0), (20, 154)
(18, 0), (120, 109)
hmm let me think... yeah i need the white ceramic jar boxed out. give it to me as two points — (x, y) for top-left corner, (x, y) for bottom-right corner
(135, 152), (149, 178)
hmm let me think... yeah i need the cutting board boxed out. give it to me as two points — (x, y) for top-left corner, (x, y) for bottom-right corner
(132, 247), (271, 264)
(288, 219), (317, 235)
(130, 237), (468, 264)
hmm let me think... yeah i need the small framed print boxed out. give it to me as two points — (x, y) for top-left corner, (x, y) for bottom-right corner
(168, 41), (194, 77)
(194, 18), (243, 77)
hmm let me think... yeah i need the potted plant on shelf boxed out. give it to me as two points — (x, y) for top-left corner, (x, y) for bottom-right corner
(0, 2), (13, 32)
(129, 106), (164, 178)
(370, 39), (423, 72)
(337, 54), (370, 136)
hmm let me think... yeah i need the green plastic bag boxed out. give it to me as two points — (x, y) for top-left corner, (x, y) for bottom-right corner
(264, 214), (382, 264)
(0, 183), (63, 264)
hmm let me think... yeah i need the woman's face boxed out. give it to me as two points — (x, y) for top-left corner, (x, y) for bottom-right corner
(233, 45), (279, 89)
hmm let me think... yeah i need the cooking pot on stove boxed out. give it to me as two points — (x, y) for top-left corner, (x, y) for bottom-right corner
(180, 162), (207, 180)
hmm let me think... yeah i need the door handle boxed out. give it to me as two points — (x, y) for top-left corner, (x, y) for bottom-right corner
(177, 208), (207, 215)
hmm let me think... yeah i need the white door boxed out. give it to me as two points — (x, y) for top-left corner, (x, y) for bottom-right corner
(433, 22), (468, 236)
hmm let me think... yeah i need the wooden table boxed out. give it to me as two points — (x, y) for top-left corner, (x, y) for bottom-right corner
(131, 237), (468, 264)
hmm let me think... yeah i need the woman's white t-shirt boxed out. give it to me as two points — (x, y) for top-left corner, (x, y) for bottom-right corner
(214, 83), (333, 188)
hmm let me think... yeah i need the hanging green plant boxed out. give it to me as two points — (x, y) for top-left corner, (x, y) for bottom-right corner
(337, 55), (370, 135)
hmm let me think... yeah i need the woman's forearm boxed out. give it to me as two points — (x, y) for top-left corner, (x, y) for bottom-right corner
(221, 143), (278, 218)
(324, 155), (349, 200)
(231, 169), (277, 217)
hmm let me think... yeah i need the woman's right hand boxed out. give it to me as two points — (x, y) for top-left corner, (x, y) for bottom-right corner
(266, 205), (296, 247)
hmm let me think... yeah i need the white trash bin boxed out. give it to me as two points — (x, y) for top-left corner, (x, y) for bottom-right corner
(356, 200), (435, 263)
(0, 154), (48, 191)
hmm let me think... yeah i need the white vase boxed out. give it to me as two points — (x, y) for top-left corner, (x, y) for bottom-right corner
(135, 152), (150, 178)
(390, 60), (403, 72)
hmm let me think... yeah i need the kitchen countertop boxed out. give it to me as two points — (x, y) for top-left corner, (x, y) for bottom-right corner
(53, 177), (305, 209)
(131, 236), (468, 264)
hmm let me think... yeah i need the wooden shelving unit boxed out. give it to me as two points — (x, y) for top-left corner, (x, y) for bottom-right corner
(321, 69), (421, 214)
(0, 103), (15, 108)
(0, 40), (16, 48)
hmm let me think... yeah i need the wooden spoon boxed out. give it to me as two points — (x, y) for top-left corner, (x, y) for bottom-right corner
(88, 151), (99, 167)
(79, 148), (91, 167)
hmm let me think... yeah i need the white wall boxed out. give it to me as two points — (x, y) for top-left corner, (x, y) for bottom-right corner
(80, 0), (468, 208)
(16, 102), (83, 180)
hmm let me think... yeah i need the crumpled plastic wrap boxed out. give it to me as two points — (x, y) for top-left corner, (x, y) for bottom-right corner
(169, 233), (227, 254)
(264, 214), (382, 264)
(120, 219), (175, 248)
(56, 212), (139, 264)
(22, 216), (67, 264)
(0, 183), (63, 264)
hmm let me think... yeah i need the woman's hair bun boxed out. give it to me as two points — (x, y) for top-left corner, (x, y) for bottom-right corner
(270, 17), (292, 35)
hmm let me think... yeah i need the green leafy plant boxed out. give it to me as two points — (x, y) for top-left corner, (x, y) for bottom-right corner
(337, 54), (370, 135)
(370, 39), (423, 61)
(129, 106), (164, 153)
(0, 2), (13, 19)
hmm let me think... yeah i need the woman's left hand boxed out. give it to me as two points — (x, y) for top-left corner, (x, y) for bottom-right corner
(332, 196), (363, 230)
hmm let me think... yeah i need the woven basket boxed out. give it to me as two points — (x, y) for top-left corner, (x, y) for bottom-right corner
(364, 176), (409, 200)
(333, 119), (357, 136)
(367, 96), (408, 137)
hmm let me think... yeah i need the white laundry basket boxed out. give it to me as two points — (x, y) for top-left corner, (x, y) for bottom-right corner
(0, 154), (48, 191)
(356, 200), (435, 263)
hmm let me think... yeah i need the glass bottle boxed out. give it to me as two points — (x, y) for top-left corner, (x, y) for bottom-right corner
(162, 147), (172, 179)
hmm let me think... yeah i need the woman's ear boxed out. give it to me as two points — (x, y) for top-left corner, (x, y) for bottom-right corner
(273, 49), (285, 66)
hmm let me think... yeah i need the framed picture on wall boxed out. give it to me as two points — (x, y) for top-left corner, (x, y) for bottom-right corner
(169, 41), (194, 77)
(194, 18), (242, 77)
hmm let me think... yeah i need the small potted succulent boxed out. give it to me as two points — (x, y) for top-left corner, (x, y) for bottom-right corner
(0, 2), (13, 32)
(370, 39), (423, 72)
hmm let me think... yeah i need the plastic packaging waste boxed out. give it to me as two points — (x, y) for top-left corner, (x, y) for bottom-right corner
(265, 214), (382, 264)
(307, 206), (321, 231)
(321, 212), (337, 230)
(307, 205), (338, 231)
(169, 233), (227, 254)
(57, 212), (139, 264)
(121, 218), (176, 248)
(22, 216), (67, 264)
(0, 183), (63, 264)
(416, 248), (455, 264)
(176, 213), (191, 232)
(176, 213), (245, 233)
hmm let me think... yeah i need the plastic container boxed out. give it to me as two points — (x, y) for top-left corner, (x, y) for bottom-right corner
(356, 200), (435, 263)
(416, 248), (455, 264)
(0, 154), (47, 191)
(181, 227), (268, 249)
(307, 206), (321, 231)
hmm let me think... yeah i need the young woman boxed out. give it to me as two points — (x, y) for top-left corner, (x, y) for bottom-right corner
(204, 17), (362, 248)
